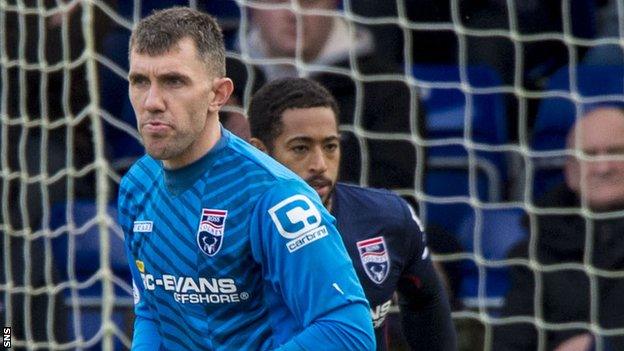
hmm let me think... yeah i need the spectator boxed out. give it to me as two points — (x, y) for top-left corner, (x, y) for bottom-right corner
(493, 105), (624, 350)
(228, 0), (421, 189)
(351, 0), (595, 85)
(582, 0), (623, 65)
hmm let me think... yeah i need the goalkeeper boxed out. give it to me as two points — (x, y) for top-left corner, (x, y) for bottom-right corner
(247, 77), (457, 351)
(118, 7), (374, 350)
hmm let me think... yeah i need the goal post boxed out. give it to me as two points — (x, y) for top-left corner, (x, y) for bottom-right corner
(1, 1), (127, 350)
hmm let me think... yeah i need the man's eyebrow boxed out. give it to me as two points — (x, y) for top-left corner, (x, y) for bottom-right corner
(598, 146), (624, 155)
(128, 72), (147, 81)
(128, 71), (191, 82)
(158, 72), (191, 81)
(286, 135), (340, 144)
(286, 136), (313, 144)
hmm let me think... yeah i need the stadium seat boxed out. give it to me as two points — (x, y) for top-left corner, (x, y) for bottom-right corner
(455, 207), (528, 313)
(424, 157), (502, 235)
(531, 65), (624, 200)
(50, 201), (132, 350)
(413, 64), (508, 234)
(413, 64), (507, 148)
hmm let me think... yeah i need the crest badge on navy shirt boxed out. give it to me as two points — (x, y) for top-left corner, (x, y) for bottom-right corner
(357, 236), (390, 284)
(197, 209), (228, 256)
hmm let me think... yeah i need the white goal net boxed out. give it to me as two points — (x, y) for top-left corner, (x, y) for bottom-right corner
(1, 0), (623, 350)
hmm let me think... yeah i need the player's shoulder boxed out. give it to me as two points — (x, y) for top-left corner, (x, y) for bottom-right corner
(224, 135), (324, 210)
(335, 182), (407, 213)
(118, 155), (162, 214)
(223, 131), (306, 187)
(335, 183), (423, 235)
(120, 155), (161, 192)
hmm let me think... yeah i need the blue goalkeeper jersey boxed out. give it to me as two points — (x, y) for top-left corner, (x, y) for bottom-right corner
(117, 129), (374, 351)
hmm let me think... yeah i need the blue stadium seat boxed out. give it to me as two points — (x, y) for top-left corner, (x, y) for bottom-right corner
(413, 64), (507, 148)
(531, 65), (624, 200)
(50, 201), (132, 350)
(413, 64), (508, 234)
(455, 207), (528, 313)
(424, 157), (502, 235)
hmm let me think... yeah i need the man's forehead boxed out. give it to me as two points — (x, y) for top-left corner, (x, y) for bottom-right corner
(281, 108), (338, 140)
(130, 38), (201, 64)
(281, 106), (337, 123)
(577, 123), (624, 139)
(573, 128), (624, 151)
(571, 109), (624, 140)
(129, 43), (205, 75)
(284, 134), (339, 142)
(129, 55), (187, 72)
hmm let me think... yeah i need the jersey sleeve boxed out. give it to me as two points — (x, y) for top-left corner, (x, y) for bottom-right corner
(249, 180), (375, 351)
(395, 199), (457, 351)
(118, 179), (162, 351)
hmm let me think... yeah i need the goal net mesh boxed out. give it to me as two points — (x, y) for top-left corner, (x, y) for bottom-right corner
(1, 0), (622, 350)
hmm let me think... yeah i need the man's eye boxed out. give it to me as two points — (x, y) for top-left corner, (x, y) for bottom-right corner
(608, 147), (624, 156)
(165, 77), (185, 87)
(292, 145), (308, 153)
(130, 77), (149, 87)
(325, 143), (338, 152)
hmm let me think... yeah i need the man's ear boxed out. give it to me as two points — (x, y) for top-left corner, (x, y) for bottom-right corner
(564, 127), (580, 194)
(209, 77), (234, 113)
(249, 137), (268, 153)
(564, 155), (580, 194)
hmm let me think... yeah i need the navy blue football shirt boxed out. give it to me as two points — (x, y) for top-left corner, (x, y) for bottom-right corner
(331, 182), (456, 351)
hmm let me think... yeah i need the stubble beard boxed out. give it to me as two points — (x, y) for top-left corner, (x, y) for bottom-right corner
(142, 133), (192, 163)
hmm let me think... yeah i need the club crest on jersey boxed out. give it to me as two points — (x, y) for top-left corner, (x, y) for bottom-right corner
(357, 236), (390, 284)
(196, 209), (228, 257)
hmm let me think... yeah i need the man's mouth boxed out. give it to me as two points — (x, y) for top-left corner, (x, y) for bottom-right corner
(307, 178), (332, 196)
(143, 120), (171, 134)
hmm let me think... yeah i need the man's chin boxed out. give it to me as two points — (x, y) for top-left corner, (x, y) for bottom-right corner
(145, 148), (168, 160)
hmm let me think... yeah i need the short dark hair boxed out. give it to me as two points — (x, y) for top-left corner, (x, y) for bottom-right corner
(248, 78), (340, 150)
(129, 7), (226, 76)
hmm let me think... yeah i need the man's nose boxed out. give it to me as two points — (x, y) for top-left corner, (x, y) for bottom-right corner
(144, 85), (166, 112)
(591, 159), (613, 174)
(586, 153), (616, 175)
(309, 147), (328, 173)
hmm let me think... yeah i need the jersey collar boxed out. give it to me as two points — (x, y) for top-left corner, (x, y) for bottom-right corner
(162, 126), (231, 195)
